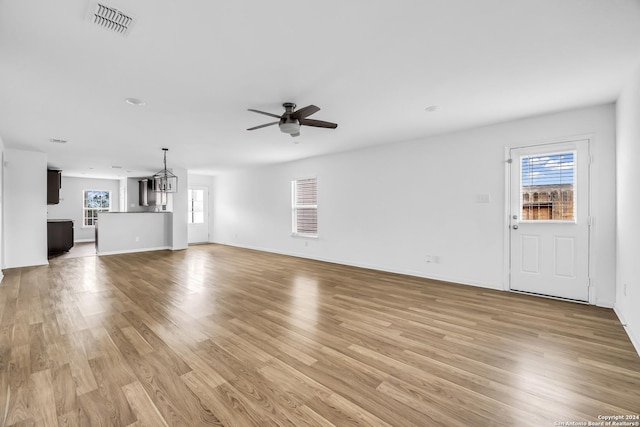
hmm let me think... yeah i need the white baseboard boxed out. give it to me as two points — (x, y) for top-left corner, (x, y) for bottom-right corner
(596, 299), (615, 308)
(97, 246), (171, 256)
(74, 239), (95, 243)
(614, 306), (640, 357)
(0, 272), (3, 284)
(212, 241), (503, 292)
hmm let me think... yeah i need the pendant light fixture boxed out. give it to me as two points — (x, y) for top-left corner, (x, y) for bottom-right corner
(152, 148), (178, 193)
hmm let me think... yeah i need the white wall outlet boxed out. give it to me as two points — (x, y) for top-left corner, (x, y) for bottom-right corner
(475, 194), (491, 203)
(425, 255), (432, 263)
(305, 241), (309, 247)
(135, 236), (140, 242)
(433, 256), (441, 264)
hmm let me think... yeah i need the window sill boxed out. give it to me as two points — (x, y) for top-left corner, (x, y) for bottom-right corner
(291, 233), (318, 239)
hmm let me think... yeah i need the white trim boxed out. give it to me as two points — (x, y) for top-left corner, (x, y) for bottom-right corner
(97, 246), (171, 256)
(596, 299), (614, 308)
(187, 185), (210, 244)
(291, 177), (318, 237)
(82, 189), (112, 227)
(74, 239), (95, 243)
(503, 146), (511, 291)
(0, 272), (4, 284)
(290, 233), (318, 239)
(614, 306), (640, 357)
(504, 137), (593, 304)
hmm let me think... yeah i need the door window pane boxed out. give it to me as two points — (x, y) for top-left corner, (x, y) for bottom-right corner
(188, 189), (205, 224)
(521, 152), (575, 221)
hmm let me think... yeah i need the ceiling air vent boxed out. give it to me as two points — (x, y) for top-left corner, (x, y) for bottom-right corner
(92, 3), (132, 35)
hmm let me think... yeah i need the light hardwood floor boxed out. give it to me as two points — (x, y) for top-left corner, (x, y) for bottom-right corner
(1, 244), (638, 426)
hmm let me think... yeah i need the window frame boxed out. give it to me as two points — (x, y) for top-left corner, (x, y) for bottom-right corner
(519, 150), (576, 224)
(82, 189), (112, 228)
(291, 177), (318, 238)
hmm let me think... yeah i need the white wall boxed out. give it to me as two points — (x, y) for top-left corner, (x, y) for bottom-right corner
(0, 136), (4, 276)
(212, 104), (617, 306)
(171, 167), (188, 250)
(188, 173), (214, 242)
(3, 149), (48, 268)
(615, 64), (640, 354)
(47, 176), (120, 242)
(96, 212), (172, 255)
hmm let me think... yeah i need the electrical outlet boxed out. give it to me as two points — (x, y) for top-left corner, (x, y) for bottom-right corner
(425, 255), (433, 263)
(305, 241), (309, 247)
(475, 194), (491, 203)
(433, 256), (440, 264)
(135, 236), (140, 242)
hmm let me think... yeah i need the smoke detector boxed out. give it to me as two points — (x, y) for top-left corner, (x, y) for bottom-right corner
(92, 3), (133, 35)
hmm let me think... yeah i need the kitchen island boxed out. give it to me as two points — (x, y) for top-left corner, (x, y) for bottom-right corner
(95, 212), (173, 255)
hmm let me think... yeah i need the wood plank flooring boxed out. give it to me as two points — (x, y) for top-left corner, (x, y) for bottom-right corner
(1, 244), (639, 426)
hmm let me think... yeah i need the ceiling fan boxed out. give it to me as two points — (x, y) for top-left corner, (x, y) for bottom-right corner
(247, 102), (338, 137)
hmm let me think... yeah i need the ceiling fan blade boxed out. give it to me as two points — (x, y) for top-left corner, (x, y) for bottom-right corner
(248, 109), (282, 119)
(290, 105), (320, 120)
(247, 121), (279, 131)
(299, 118), (338, 129)
(290, 132), (300, 138)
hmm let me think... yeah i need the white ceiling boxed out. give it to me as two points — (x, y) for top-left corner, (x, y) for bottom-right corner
(1, 0), (639, 179)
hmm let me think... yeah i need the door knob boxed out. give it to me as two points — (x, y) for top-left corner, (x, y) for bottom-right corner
(512, 225), (519, 230)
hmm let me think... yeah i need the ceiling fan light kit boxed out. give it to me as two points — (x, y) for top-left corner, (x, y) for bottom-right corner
(247, 102), (337, 138)
(279, 121), (300, 135)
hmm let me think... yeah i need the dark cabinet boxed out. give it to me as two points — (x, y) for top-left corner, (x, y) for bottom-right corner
(47, 170), (61, 204)
(47, 220), (74, 254)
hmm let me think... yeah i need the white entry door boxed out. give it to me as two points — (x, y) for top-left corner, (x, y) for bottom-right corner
(187, 187), (209, 244)
(509, 140), (590, 301)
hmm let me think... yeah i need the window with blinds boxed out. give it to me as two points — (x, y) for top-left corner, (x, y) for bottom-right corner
(292, 178), (318, 236)
(521, 152), (575, 221)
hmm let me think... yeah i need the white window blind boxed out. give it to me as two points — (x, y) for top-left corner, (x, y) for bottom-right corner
(292, 178), (317, 236)
(520, 152), (575, 221)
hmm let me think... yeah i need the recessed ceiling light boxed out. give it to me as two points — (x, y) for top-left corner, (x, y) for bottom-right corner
(125, 98), (145, 106)
(112, 165), (122, 169)
(50, 138), (68, 144)
(425, 105), (440, 112)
